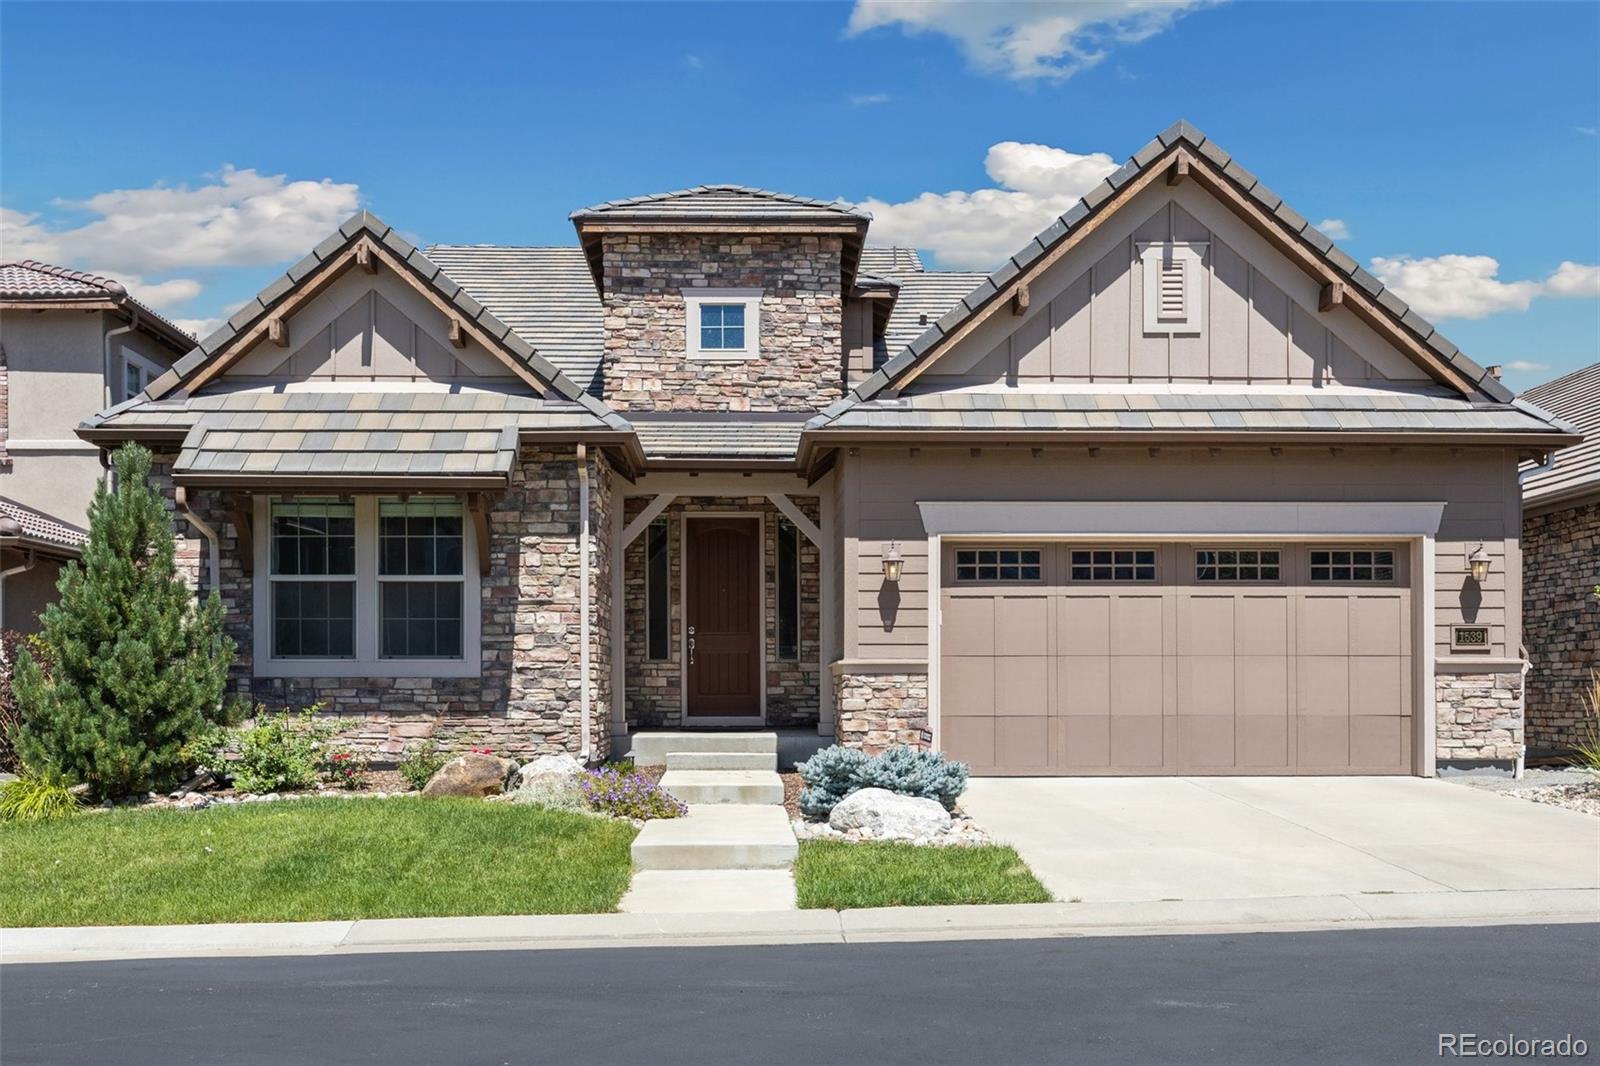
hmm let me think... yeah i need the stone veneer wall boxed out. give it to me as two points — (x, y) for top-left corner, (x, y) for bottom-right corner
(1435, 670), (1524, 764)
(622, 495), (820, 728)
(154, 445), (613, 762)
(833, 668), (929, 754)
(1522, 501), (1599, 751)
(600, 232), (845, 412)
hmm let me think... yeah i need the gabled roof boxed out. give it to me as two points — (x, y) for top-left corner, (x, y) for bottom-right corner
(813, 120), (1523, 433)
(1520, 362), (1599, 507)
(0, 498), (88, 557)
(0, 260), (193, 352)
(570, 184), (869, 222)
(142, 210), (627, 433)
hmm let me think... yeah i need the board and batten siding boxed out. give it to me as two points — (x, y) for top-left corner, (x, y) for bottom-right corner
(920, 181), (1431, 387)
(839, 446), (1523, 665)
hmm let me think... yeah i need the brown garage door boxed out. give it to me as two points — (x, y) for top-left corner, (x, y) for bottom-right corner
(939, 543), (1413, 775)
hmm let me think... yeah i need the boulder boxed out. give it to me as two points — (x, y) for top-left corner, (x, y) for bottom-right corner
(516, 753), (584, 789)
(422, 753), (517, 798)
(828, 787), (951, 840)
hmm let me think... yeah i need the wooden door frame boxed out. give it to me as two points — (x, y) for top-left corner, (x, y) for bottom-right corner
(680, 510), (766, 727)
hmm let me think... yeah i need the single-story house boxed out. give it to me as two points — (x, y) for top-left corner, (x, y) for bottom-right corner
(77, 121), (1582, 775)
(1518, 362), (1599, 755)
(2, 260), (191, 632)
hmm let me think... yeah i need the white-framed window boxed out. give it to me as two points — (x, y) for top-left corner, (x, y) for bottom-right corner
(684, 289), (761, 360)
(121, 351), (165, 401)
(254, 495), (480, 678)
(955, 547), (1042, 583)
(1195, 548), (1282, 582)
(1070, 548), (1157, 583)
(1309, 548), (1396, 583)
(1137, 242), (1206, 335)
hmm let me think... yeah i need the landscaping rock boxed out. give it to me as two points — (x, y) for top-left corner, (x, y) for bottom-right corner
(173, 794), (211, 810)
(422, 753), (517, 798)
(516, 753), (584, 788)
(828, 787), (952, 840)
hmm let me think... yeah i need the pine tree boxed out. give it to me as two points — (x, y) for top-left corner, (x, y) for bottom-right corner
(13, 443), (234, 797)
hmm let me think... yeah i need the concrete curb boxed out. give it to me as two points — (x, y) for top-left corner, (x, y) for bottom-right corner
(4, 889), (1596, 964)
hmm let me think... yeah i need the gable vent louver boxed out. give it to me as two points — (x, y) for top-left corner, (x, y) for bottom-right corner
(1140, 242), (1207, 335)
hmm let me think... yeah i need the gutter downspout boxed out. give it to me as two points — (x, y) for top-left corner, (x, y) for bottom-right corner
(174, 487), (220, 595)
(577, 444), (592, 764)
(1517, 645), (1531, 779)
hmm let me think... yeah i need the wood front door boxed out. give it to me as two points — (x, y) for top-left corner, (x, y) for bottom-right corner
(685, 516), (761, 718)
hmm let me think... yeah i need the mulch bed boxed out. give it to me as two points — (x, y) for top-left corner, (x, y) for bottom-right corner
(781, 771), (805, 820)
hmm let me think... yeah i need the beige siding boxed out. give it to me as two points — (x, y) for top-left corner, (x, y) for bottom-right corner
(921, 182), (1431, 387)
(840, 446), (1523, 665)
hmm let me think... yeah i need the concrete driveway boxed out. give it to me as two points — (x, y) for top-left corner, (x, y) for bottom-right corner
(960, 776), (1600, 904)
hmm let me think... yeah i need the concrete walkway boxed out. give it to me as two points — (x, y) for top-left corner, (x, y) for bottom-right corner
(619, 732), (798, 913)
(960, 776), (1600, 904)
(5, 888), (1594, 964)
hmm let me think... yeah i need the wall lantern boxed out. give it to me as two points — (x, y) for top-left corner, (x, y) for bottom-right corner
(881, 541), (904, 582)
(1468, 544), (1491, 583)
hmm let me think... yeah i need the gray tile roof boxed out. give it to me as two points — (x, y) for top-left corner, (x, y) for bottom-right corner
(1520, 362), (1599, 506)
(147, 210), (628, 433)
(165, 389), (607, 483)
(857, 247), (925, 278)
(824, 119), (1520, 425)
(881, 271), (990, 359)
(817, 388), (1567, 437)
(425, 246), (605, 396)
(631, 417), (806, 460)
(0, 498), (88, 555)
(570, 184), (870, 222)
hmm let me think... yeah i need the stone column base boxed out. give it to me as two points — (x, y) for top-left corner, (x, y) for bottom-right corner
(832, 664), (930, 754)
(1435, 669), (1525, 765)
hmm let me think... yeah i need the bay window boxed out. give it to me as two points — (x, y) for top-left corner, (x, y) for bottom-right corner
(254, 495), (480, 677)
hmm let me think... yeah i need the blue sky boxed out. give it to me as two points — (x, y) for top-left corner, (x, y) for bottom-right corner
(3, 1), (1596, 390)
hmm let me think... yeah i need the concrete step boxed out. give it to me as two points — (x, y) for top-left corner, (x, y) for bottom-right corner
(631, 805), (798, 871)
(619, 870), (797, 913)
(665, 751), (777, 772)
(630, 731), (778, 765)
(659, 770), (784, 805)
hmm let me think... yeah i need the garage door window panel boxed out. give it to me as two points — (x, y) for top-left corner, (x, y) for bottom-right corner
(954, 547), (1042, 583)
(1310, 548), (1396, 583)
(1070, 548), (1156, 583)
(1195, 548), (1281, 582)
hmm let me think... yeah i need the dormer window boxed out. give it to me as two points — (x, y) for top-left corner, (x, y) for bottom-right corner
(684, 289), (761, 360)
(1138, 242), (1206, 335)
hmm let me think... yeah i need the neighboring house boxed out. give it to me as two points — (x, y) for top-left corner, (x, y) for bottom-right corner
(1519, 362), (1599, 755)
(77, 121), (1581, 775)
(1, 262), (192, 632)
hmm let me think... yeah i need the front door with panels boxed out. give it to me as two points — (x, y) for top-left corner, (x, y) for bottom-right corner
(684, 516), (761, 719)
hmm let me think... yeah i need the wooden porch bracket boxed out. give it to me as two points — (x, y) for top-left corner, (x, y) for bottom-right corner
(467, 493), (491, 576)
(766, 492), (823, 548)
(226, 496), (254, 560)
(621, 492), (675, 548)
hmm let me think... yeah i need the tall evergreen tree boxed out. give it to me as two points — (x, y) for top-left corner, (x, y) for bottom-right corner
(14, 444), (234, 797)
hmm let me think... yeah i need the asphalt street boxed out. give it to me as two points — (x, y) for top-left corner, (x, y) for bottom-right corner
(3, 922), (1596, 1065)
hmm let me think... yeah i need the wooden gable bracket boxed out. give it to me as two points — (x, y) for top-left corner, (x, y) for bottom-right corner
(355, 241), (377, 274)
(267, 317), (288, 347)
(448, 318), (467, 349)
(466, 493), (492, 576)
(1319, 281), (1345, 312)
(226, 495), (254, 560)
(1011, 283), (1030, 316)
(1167, 154), (1190, 186)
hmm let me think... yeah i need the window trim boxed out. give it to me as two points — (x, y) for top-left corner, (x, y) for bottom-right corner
(683, 288), (761, 361)
(120, 350), (165, 401)
(952, 546), (1044, 584)
(252, 495), (481, 678)
(1068, 546), (1159, 584)
(1193, 546), (1283, 584)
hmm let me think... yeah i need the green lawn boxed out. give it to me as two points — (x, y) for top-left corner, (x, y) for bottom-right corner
(0, 797), (637, 927)
(793, 840), (1052, 909)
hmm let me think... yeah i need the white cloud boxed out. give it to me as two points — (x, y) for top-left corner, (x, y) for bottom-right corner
(847, 0), (1211, 82)
(1, 167), (361, 330)
(849, 92), (892, 107)
(1372, 254), (1600, 321)
(1316, 217), (1351, 240)
(1544, 260), (1600, 298)
(1502, 360), (1550, 373)
(858, 140), (1117, 268)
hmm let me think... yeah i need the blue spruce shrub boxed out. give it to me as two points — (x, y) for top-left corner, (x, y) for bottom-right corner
(796, 744), (970, 817)
(796, 745), (869, 818)
(856, 745), (969, 810)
